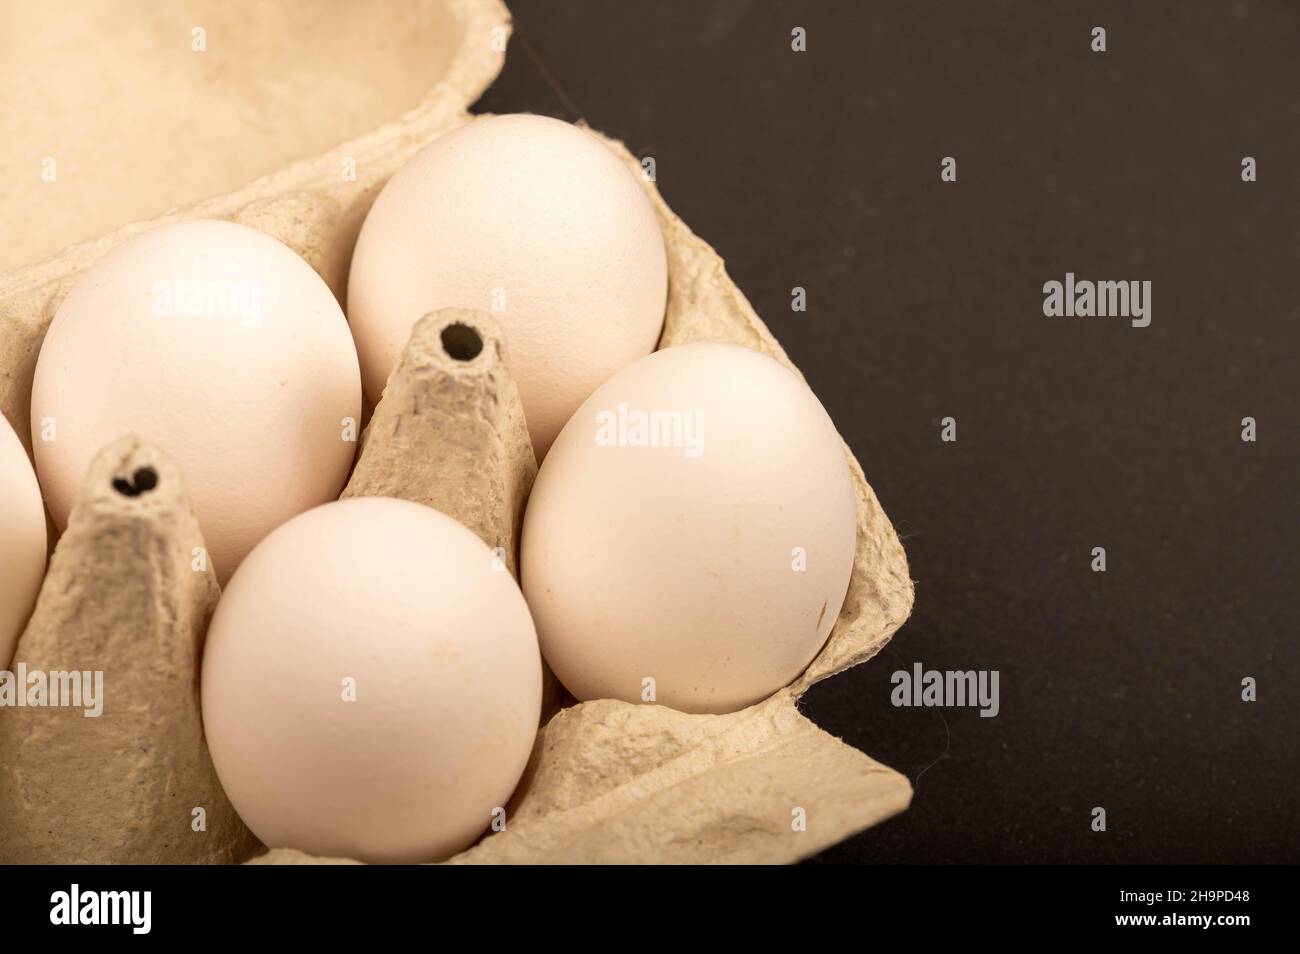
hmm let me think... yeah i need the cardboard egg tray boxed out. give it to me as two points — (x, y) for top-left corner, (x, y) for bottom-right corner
(0, 0), (914, 864)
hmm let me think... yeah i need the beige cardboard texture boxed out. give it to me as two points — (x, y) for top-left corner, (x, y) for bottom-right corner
(0, 0), (487, 274)
(0, 0), (914, 864)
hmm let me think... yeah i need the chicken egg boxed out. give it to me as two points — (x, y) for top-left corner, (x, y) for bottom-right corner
(30, 219), (361, 582)
(521, 342), (858, 714)
(201, 497), (542, 864)
(346, 113), (667, 457)
(0, 414), (46, 668)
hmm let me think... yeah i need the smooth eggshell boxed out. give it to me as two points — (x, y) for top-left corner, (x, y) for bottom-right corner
(521, 342), (858, 715)
(31, 219), (361, 583)
(201, 497), (543, 864)
(0, 415), (47, 668)
(346, 113), (667, 457)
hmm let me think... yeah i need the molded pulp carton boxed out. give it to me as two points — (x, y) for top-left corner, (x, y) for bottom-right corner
(0, 0), (914, 864)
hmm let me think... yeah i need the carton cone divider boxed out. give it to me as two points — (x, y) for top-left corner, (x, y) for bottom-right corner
(0, 435), (261, 863)
(343, 308), (536, 580)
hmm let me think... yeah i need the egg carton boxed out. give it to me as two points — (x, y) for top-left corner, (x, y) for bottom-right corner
(0, 0), (914, 864)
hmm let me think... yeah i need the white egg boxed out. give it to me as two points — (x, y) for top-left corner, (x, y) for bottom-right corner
(31, 219), (361, 583)
(347, 113), (667, 457)
(201, 497), (542, 864)
(0, 415), (46, 668)
(521, 342), (858, 715)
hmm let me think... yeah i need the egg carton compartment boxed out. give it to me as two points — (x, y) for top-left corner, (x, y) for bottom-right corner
(0, 0), (914, 864)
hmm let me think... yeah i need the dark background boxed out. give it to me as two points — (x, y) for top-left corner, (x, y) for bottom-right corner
(479, 0), (1299, 863)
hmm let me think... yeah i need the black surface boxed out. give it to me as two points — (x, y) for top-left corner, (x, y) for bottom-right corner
(478, 0), (1299, 863)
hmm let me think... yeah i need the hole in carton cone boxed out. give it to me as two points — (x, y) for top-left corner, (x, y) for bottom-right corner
(441, 322), (484, 362)
(112, 466), (158, 497)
